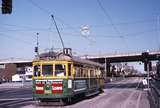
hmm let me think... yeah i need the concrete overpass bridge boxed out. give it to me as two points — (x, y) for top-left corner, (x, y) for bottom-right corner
(82, 51), (160, 76)
(0, 51), (160, 80)
(83, 51), (160, 63)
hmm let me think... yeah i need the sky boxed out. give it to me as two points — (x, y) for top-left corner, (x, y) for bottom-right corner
(0, 0), (160, 60)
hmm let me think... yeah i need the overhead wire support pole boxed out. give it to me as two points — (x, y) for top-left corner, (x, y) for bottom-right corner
(34, 33), (39, 59)
(51, 14), (65, 49)
(147, 62), (150, 90)
(36, 33), (39, 57)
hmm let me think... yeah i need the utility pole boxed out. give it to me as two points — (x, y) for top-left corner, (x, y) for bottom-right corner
(35, 33), (39, 58)
(142, 51), (151, 90)
(147, 62), (150, 89)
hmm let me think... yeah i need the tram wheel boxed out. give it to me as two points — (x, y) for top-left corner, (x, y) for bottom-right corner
(67, 97), (72, 105)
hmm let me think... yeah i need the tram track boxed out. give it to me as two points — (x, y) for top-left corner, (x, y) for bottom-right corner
(106, 77), (142, 89)
(64, 77), (143, 108)
(120, 77), (142, 108)
(0, 77), (149, 108)
(0, 98), (33, 107)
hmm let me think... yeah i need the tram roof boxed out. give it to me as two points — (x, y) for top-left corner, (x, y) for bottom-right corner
(34, 52), (103, 68)
(72, 56), (103, 67)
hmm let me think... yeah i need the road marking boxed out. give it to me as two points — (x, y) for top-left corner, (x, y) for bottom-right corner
(0, 100), (24, 106)
(136, 77), (141, 89)
(136, 91), (142, 108)
(122, 78), (142, 108)
(7, 100), (34, 107)
(122, 90), (136, 108)
(0, 98), (33, 107)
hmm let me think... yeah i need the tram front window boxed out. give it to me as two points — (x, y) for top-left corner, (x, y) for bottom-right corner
(55, 64), (66, 77)
(42, 65), (53, 76)
(34, 65), (40, 77)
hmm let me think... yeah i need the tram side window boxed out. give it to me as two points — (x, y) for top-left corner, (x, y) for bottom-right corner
(74, 64), (85, 77)
(34, 65), (40, 77)
(42, 65), (53, 76)
(82, 67), (88, 77)
(90, 69), (95, 77)
(55, 64), (66, 77)
(83, 67), (89, 77)
(96, 68), (101, 77)
(74, 67), (78, 77)
(74, 66), (81, 77)
(85, 68), (89, 77)
(68, 64), (71, 76)
(80, 67), (83, 77)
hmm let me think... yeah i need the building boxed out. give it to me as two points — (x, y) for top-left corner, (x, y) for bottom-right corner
(0, 58), (32, 82)
(0, 63), (16, 82)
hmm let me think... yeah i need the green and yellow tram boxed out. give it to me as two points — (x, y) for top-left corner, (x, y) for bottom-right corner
(32, 49), (104, 103)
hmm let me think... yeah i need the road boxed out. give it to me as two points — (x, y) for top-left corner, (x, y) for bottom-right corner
(0, 77), (150, 108)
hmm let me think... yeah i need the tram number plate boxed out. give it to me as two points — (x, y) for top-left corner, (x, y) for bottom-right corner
(45, 90), (52, 94)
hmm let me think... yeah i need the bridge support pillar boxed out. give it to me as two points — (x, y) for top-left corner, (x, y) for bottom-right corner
(106, 62), (111, 77)
(104, 58), (111, 77)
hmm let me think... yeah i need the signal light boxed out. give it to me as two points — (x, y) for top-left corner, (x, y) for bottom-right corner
(35, 47), (38, 53)
(149, 61), (152, 71)
(144, 61), (152, 71)
(142, 52), (149, 63)
(1, 0), (12, 14)
(144, 62), (147, 71)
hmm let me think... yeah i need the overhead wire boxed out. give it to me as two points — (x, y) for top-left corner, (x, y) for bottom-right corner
(90, 19), (156, 28)
(0, 25), (158, 40)
(0, 23), (53, 32)
(0, 18), (156, 32)
(91, 29), (160, 39)
(27, 0), (76, 32)
(96, 0), (129, 50)
(0, 32), (34, 46)
(27, 0), (95, 44)
(27, 0), (51, 15)
(0, 28), (53, 32)
(20, 0), (159, 53)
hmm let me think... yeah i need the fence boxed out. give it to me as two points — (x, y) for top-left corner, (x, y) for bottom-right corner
(148, 78), (160, 108)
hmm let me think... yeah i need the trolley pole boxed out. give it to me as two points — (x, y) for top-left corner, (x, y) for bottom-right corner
(51, 15), (65, 50)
